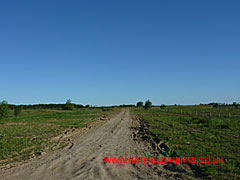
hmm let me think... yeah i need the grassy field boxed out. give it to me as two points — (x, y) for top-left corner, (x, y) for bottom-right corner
(0, 108), (118, 166)
(133, 105), (240, 180)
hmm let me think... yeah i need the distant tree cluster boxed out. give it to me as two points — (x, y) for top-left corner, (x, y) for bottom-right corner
(136, 101), (143, 107)
(136, 100), (152, 110)
(7, 101), (85, 110)
(63, 99), (75, 110)
(144, 100), (152, 109)
(160, 104), (166, 109)
(0, 99), (155, 115)
(210, 102), (240, 108)
(119, 104), (135, 107)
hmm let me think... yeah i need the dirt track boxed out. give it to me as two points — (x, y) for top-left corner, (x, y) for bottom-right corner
(0, 109), (193, 180)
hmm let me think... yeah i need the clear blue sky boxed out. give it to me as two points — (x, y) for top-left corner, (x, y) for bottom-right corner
(0, 0), (239, 106)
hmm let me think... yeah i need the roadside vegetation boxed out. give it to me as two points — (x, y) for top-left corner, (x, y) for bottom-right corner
(0, 101), (119, 166)
(133, 105), (240, 179)
(144, 100), (152, 110)
(0, 101), (8, 120)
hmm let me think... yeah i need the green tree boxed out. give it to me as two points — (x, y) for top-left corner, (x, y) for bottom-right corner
(64, 99), (75, 110)
(233, 102), (238, 107)
(0, 100), (8, 120)
(144, 100), (152, 110)
(14, 106), (22, 116)
(160, 104), (166, 109)
(136, 101), (143, 107)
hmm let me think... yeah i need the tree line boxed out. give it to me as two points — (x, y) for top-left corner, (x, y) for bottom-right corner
(0, 99), (153, 120)
(136, 100), (152, 109)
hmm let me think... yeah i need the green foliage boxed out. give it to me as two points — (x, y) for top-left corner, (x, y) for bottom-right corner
(160, 104), (166, 108)
(144, 100), (152, 110)
(136, 101), (143, 107)
(134, 106), (240, 179)
(0, 108), (118, 165)
(0, 101), (8, 120)
(232, 102), (239, 107)
(14, 106), (22, 116)
(63, 99), (75, 111)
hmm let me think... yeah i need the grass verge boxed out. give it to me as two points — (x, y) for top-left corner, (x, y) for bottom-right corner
(133, 106), (240, 179)
(0, 108), (118, 166)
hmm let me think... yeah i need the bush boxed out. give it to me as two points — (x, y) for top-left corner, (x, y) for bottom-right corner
(136, 101), (143, 107)
(160, 104), (166, 109)
(0, 100), (8, 120)
(63, 99), (75, 110)
(144, 100), (152, 110)
(14, 106), (22, 116)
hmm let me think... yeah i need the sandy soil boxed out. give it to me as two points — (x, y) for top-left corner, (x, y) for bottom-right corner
(0, 109), (195, 180)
